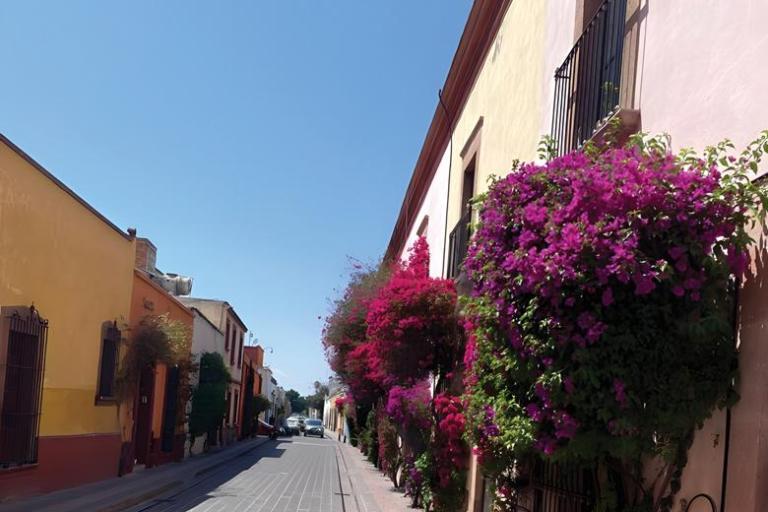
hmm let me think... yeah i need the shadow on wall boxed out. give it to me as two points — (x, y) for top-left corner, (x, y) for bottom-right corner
(727, 223), (768, 512)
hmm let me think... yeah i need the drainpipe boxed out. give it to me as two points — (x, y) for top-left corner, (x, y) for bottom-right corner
(719, 280), (739, 512)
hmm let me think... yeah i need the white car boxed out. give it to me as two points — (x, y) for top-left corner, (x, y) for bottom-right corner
(286, 417), (301, 435)
(303, 419), (324, 438)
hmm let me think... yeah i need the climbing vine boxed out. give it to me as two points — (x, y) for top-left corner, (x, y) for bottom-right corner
(116, 314), (194, 406)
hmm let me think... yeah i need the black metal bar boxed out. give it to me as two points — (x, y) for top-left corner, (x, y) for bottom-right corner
(551, 0), (626, 155)
(0, 308), (48, 468)
(530, 459), (595, 512)
(446, 210), (472, 279)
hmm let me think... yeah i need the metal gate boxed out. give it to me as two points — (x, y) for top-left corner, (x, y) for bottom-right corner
(0, 306), (48, 468)
(531, 460), (595, 512)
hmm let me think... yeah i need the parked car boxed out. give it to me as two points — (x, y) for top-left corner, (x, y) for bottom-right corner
(303, 419), (324, 438)
(286, 416), (300, 435)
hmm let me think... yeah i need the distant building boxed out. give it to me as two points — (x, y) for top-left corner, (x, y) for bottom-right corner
(180, 298), (248, 446)
(241, 345), (265, 438)
(323, 378), (348, 442)
(127, 257), (193, 470)
(186, 308), (226, 455)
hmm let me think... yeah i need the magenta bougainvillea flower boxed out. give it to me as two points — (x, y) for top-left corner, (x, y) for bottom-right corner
(366, 237), (459, 388)
(385, 381), (432, 430)
(463, 135), (764, 472)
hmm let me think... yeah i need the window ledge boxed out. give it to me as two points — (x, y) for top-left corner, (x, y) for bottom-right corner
(95, 396), (118, 406)
(590, 108), (642, 148)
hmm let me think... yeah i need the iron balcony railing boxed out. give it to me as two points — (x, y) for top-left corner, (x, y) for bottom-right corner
(551, 0), (627, 156)
(446, 210), (472, 280)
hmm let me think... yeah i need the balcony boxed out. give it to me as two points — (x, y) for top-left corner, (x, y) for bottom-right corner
(551, 0), (628, 156)
(446, 210), (472, 280)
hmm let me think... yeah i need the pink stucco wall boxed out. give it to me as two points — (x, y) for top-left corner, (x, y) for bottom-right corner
(634, 2), (768, 510)
(634, 0), (768, 153)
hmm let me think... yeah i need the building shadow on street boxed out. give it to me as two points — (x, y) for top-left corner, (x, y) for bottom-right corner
(136, 439), (290, 512)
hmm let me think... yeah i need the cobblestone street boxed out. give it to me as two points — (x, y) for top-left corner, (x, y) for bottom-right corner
(126, 436), (409, 512)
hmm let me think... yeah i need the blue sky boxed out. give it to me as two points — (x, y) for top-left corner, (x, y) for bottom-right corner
(0, 1), (471, 395)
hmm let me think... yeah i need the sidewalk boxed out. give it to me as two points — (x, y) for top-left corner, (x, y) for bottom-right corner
(329, 434), (414, 512)
(0, 436), (270, 512)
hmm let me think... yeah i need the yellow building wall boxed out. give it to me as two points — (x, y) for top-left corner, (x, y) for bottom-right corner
(444, 0), (548, 247)
(0, 139), (135, 437)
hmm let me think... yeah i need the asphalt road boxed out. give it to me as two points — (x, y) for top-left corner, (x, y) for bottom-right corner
(131, 434), (374, 512)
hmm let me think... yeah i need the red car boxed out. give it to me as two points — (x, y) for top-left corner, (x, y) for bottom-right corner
(257, 419), (276, 437)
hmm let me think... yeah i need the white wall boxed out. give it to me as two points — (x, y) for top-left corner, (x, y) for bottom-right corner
(401, 144), (450, 278)
(540, 0), (578, 138)
(187, 310), (226, 456)
(190, 311), (226, 365)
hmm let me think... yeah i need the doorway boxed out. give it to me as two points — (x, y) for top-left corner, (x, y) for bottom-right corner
(134, 365), (155, 465)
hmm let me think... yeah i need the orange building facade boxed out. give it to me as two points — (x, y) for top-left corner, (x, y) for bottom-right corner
(122, 269), (193, 472)
(240, 345), (265, 438)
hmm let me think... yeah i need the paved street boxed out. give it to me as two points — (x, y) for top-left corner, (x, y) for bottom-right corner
(127, 435), (401, 512)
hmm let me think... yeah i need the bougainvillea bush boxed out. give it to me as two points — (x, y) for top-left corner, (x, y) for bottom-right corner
(323, 263), (390, 411)
(463, 132), (768, 511)
(430, 393), (469, 510)
(377, 406), (402, 486)
(366, 237), (460, 389)
(323, 237), (467, 511)
(385, 382), (432, 431)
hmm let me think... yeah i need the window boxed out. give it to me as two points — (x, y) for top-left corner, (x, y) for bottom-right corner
(96, 322), (121, 402)
(461, 158), (476, 216)
(160, 366), (180, 453)
(0, 306), (48, 468)
(233, 391), (239, 426)
(417, 216), (429, 237)
(447, 159), (477, 279)
(448, 118), (482, 279)
(230, 327), (236, 366)
(551, 0), (627, 155)
(237, 332), (243, 368)
(225, 320), (230, 350)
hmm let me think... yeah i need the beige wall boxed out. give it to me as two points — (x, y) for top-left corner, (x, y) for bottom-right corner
(444, 0), (549, 266)
(181, 299), (244, 383)
(441, 3), (550, 509)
